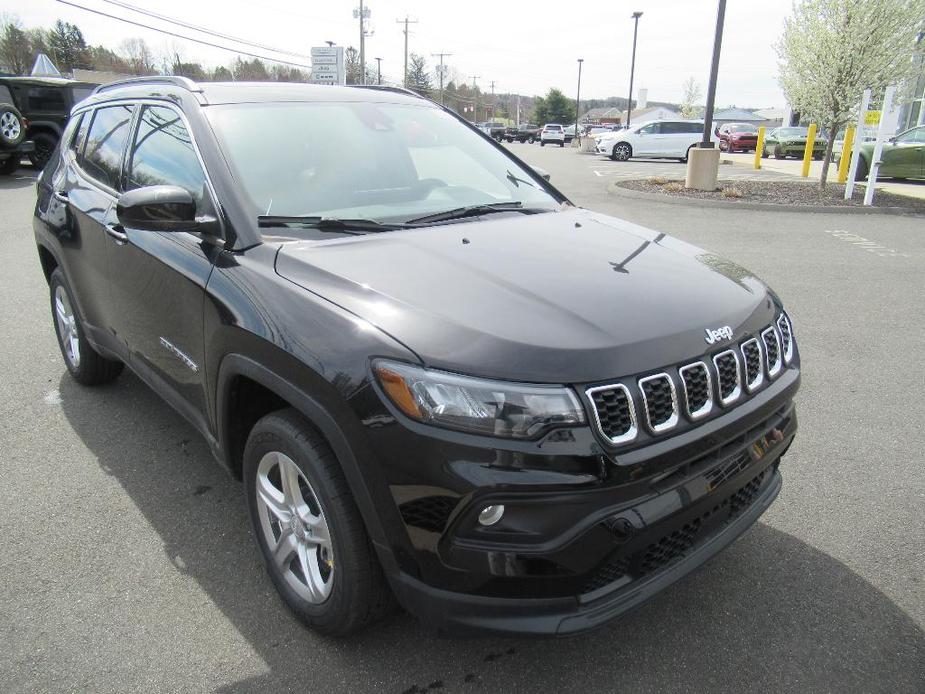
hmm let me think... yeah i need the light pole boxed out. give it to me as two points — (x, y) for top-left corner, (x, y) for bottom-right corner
(575, 58), (584, 145)
(375, 57), (382, 84)
(626, 11), (642, 127)
(699, 0), (726, 147)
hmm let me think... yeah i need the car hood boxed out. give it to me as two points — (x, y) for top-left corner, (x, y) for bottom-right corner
(275, 208), (779, 383)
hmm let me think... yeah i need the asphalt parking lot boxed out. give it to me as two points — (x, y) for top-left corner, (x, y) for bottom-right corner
(1, 153), (923, 693)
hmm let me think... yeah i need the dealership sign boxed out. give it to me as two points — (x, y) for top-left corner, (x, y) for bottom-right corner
(310, 47), (346, 85)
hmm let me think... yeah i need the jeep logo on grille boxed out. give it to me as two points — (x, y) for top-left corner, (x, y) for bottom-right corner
(704, 326), (734, 344)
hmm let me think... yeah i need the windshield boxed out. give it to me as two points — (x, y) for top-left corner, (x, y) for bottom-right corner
(206, 101), (560, 223)
(778, 127), (808, 137)
(728, 124), (758, 133)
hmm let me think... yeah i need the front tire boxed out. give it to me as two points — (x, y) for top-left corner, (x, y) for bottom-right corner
(49, 268), (123, 385)
(853, 156), (869, 182)
(244, 409), (393, 635)
(0, 156), (19, 175)
(611, 142), (632, 161)
(774, 146), (784, 159)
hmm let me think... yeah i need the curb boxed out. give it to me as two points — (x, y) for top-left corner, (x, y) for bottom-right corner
(607, 181), (925, 216)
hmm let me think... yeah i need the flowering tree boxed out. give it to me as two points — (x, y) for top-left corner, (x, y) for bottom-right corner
(776, 0), (925, 186)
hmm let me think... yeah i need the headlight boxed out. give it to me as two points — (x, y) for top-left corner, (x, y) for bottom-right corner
(373, 360), (586, 439)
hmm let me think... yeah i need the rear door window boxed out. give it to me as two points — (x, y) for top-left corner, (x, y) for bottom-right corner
(27, 87), (66, 112)
(80, 105), (134, 190)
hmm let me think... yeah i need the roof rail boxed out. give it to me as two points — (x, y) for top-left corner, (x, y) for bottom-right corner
(93, 75), (201, 95)
(354, 84), (427, 100)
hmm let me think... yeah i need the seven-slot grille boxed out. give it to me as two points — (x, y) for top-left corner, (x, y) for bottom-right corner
(587, 384), (637, 444)
(586, 316), (793, 446)
(638, 374), (678, 432)
(679, 362), (713, 419)
(777, 313), (793, 363)
(740, 338), (764, 392)
(762, 327), (783, 377)
(713, 350), (742, 405)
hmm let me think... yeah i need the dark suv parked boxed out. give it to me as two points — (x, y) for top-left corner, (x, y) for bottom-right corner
(0, 76), (95, 170)
(34, 77), (800, 637)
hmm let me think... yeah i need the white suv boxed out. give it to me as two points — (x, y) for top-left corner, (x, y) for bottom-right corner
(596, 120), (712, 162)
(540, 123), (566, 147)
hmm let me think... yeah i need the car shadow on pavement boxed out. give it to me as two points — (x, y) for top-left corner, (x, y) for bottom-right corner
(58, 371), (925, 694)
(0, 170), (39, 190)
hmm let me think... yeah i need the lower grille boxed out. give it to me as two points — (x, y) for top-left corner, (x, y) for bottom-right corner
(399, 495), (458, 533)
(582, 466), (770, 595)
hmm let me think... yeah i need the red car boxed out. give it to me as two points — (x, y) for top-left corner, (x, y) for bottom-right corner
(717, 122), (760, 153)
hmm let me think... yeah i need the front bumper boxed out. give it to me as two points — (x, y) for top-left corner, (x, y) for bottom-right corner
(392, 455), (785, 636)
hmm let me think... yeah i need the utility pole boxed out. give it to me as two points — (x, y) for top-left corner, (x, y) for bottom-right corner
(375, 57), (382, 85)
(626, 11), (643, 127)
(470, 75), (481, 122)
(489, 80), (497, 120)
(432, 52), (452, 104)
(396, 16), (419, 87)
(575, 58), (584, 145)
(354, 1), (370, 85)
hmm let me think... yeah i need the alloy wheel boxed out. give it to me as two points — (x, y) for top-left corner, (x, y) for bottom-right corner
(255, 451), (334, 603)
(614, 143), (631, 161)
(54, 286), (80, 369)
(0, 111), (21, 141)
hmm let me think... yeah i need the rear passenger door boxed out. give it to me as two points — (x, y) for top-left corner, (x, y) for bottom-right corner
(62, 104), (134, 349)
(106, 103), (220, 425)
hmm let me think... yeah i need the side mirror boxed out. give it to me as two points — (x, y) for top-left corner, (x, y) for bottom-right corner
(116, 185), (219, 235)
(532, 166), (551, 181)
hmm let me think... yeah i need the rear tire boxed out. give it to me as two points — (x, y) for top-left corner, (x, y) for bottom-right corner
(0, 156), (19, 175)
(29, 132), (58, 169)
(49, 268), (123, 386)
(244, 408), (394, 635)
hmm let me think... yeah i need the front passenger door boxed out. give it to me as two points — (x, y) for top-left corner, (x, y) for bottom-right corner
(107, 104), (219, 425)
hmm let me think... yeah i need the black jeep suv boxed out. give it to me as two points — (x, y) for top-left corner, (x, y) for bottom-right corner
(34, 77), (800, 637)
(0, 76), (95, 170)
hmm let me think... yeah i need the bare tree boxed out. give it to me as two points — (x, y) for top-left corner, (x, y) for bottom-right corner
(680, 76), (702, 118)
(776, 0), (925, 186)
(118, 37), (155, 75)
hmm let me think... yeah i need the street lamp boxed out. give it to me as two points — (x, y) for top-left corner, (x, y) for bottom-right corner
(699, 0), (727, 147)
(375, 57), (382, 85)
(575, 58), (584, 145)
(626, 11), (643, 127)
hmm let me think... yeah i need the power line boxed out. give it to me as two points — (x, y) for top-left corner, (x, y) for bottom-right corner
(96, 0), (313, 59)
(55, 0), (314, 69)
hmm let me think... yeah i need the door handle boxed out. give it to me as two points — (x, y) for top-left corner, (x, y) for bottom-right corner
(104, 223), (128, 243)
(53, 190), (69, 204)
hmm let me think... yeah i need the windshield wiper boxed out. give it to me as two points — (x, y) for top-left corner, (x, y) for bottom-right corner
(404, 201), (539, 225)
(257, 215), (406, 233)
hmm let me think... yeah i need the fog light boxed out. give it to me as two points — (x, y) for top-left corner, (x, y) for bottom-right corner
(478, 505), (505, 526)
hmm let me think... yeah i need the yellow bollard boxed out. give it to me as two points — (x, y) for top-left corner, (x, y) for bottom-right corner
(754, 126), (765, 169)
(837, 126), (855, 184)
(801, 123), (817, 177)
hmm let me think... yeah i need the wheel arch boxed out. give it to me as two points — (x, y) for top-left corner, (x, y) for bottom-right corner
(36, 242), (59, 284)
(215, 353), (405, 576)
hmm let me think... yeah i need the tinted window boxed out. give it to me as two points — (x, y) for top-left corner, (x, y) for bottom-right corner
(662, 122), (697, 134)
(0, 86), (12, 104)
(126, 106), (207, 208)
(81, 105), (133, 190)
(207, 102), (559, 223)
(27, 87), (66, 111)
(69, 113), (87, 154)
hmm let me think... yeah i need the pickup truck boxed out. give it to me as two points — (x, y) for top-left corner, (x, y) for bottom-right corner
(505, 124), (540, 143)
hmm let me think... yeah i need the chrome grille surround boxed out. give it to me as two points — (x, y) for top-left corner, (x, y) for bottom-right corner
(777, 313), (794, 364)
(740, 337), (765, 393)
(585, 383), (638, 445)
(638, 373), (679, 433)
(712, 349), (742, 406)
(761, 326), (783, 378)
(678, 361), (713, 420)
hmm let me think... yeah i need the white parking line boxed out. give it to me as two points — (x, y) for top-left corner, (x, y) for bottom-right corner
(824, 229), (910, 258)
